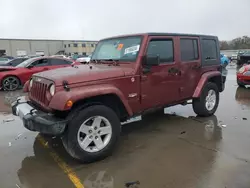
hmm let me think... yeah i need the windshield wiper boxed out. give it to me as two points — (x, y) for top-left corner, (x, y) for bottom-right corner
(90, 59), (107, 64)
(90, 59), (120, 66)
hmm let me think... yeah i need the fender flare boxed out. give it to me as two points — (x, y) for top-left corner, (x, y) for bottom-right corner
(23, 80), (29, 92)
(49, 84), (133, 116)
(192, 71), (222, 98)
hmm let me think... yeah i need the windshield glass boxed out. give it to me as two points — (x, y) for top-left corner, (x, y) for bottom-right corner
(91, 36), (142, 62)
(15, 57), (36, 67)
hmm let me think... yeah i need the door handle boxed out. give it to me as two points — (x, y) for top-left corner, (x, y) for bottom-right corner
(168, 68), (180, 75)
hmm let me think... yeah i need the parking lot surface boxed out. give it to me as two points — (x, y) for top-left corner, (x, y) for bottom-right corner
(1, 65), (250, 188)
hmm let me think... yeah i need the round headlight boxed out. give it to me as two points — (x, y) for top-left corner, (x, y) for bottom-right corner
(238, 67), (245, 73)
(49, 84), (55, 96)
(29, 79), (33, 89)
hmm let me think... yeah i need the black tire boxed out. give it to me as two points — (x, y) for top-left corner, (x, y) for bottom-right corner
(237, 80), (245, 88)
(62, 105), (121, 163)
(2, 76), (20, 91)
(192, 82), (219, 117)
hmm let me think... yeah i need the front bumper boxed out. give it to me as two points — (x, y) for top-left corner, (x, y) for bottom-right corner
(237, 73), (250, 85)
(12, 97), (68, 135)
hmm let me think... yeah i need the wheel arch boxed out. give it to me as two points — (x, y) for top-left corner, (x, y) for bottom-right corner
(193, 71), (223, 98)
(71, 94), (130, 121)
(1, 75), (21, 90)
(49, 85), (132, 120)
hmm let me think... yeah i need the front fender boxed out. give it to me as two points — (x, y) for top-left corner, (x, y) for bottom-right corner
(49, 84), (133, 116)
(192, 71), (222, 98)
(23, 80), (30, 92)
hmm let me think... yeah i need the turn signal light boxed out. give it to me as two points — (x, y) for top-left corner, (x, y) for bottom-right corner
(66, 100), (73, 107)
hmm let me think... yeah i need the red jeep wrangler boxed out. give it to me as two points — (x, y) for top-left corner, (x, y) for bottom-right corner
(12, 33), (225, 163)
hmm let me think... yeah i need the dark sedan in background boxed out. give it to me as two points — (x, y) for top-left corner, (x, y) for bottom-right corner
(237, 51), (250, 65)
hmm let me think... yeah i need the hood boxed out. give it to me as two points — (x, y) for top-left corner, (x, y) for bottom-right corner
(34, 64), (134, 86)
(0, 66), (17, 72)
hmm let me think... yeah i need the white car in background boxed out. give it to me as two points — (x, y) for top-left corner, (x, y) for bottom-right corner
(76, 55), (91, 64)
(231, 54), (238, 60)
(231, 51), (246, 61)
(51, 55), (69, 59)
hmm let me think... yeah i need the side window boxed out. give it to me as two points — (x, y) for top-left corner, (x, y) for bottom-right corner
(180, 39), (199, 61)
(50, 59), (70, 65)
(202, 39), (217, 60)
(147, 39), (174, 63)
(32, 59), (49, 67)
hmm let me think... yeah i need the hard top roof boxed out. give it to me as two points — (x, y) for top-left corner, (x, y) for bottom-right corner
(147, 32), (217, 38)
(101, 32), (218, 40)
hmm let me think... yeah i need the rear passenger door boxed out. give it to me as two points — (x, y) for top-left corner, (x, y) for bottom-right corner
(178, 37), (202, 100)
(49, 58), (73, 70)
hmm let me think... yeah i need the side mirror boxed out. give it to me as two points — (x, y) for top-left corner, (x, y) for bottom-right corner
(143, 55), (160, 66)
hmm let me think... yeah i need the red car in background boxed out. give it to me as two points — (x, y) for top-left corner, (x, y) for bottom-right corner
(0, 56), (80, 91)
(237, 64), (250, 87)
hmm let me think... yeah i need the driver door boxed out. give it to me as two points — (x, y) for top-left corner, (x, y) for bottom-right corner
(140, 36), (181, 110)
(23, 58), (51, 81)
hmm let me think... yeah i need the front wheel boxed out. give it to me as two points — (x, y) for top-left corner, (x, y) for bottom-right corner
(2, 76), (20, 91)
(192, 82), (219, 117)
(62, 105), (121, 163)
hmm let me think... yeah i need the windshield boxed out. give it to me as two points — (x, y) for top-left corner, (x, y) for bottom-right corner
(91, 36), (142, 62)
(15, 57), (36, 67)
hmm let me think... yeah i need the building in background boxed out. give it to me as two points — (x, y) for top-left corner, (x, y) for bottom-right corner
(64, 41), (98, 56)
(0, 39), (98, 57)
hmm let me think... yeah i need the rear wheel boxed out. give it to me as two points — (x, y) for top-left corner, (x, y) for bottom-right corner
(192, 82), (219, 117)
(62, 105), (121, 163)
(2, 76), (20, 91)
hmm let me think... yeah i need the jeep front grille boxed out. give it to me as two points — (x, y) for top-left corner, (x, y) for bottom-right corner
(30, 80), (49, 106)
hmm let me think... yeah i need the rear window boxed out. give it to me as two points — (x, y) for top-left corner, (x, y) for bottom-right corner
(202, 39), (217, 60)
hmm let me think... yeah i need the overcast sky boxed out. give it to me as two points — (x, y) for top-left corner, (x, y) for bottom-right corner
(0, 0), (249, 41)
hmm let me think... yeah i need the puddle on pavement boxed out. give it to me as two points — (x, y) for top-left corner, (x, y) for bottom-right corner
(14, 113), (223, 188)
(0, 90), (26, 112)
(235, 86), (250, 109)
(0, 68), (250, 188)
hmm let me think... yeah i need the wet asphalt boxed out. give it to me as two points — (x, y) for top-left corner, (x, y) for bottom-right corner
(1, 64), (250, 188)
